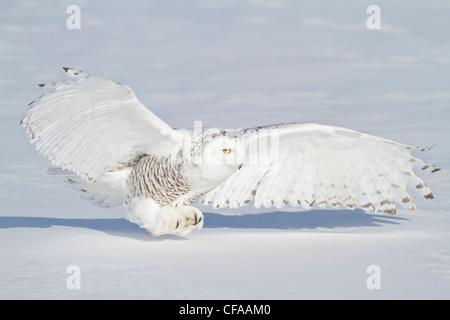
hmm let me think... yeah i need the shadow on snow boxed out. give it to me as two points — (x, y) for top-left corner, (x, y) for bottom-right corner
(0, 209), (406, 240)
(204, 209), (405, 230)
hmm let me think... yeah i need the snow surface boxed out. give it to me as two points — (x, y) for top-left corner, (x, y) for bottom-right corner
(1, 0), (449, 299)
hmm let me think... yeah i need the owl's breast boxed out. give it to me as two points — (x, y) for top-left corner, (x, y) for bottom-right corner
(126, 155), (197, 207)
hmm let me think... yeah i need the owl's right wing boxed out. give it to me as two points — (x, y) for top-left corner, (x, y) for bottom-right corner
(202, 123), (440, 214)
(21, 67), (183, 182)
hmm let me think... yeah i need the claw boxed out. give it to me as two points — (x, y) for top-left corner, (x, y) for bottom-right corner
(193, 214), (202, 226)
(193, 213), (199, 225)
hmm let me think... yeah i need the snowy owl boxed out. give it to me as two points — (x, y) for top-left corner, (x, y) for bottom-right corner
(21, 67), (440, 236)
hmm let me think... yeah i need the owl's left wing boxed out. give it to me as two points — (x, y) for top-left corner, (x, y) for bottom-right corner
(201, 123), (440, 214)
(21, 68), (183, 182)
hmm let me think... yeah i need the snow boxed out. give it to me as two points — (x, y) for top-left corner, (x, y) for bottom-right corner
(1, 0), (449, 299)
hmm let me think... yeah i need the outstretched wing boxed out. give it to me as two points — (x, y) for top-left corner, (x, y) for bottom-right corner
(202, 123), (440, 214)
(21, 67), (182, 182)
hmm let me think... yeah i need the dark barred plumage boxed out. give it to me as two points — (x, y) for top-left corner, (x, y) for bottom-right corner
(127, 155), (201, 207)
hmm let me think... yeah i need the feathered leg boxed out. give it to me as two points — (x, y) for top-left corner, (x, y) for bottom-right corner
(125, 197), (203, 236)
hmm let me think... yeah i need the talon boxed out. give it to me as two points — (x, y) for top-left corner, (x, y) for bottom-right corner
(193, 213), (199, 225)
(176, 220), (180, 229)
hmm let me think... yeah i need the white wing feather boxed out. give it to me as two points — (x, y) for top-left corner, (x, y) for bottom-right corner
(202, 123), (439, 214)
(21, 67), (182, 182)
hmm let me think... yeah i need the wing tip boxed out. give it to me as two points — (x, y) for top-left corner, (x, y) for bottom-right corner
(418, 144), (436, 153)
(424, 192), (434, 200)
(61, 66), (90, 79)
(31, 67), (82, 88)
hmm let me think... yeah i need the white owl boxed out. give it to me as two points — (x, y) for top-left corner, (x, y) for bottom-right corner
(21, 68), (440, 236)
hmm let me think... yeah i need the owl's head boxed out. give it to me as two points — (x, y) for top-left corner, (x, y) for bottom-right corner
(179, 129), (245, 189)
(200, 134), (245, 167)
(180, 127), (244, 167)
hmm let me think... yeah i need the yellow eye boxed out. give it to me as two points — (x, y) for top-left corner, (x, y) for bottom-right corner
(222, 148), (231, 154)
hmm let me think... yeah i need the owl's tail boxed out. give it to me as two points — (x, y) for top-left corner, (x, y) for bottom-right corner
(48, 167), (131, 208)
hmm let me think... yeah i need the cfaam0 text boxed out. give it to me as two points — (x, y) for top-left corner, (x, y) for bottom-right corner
(179, 304), (271, 317)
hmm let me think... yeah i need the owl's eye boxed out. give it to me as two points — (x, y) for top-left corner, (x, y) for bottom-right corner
(222, 148), (231, 154)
